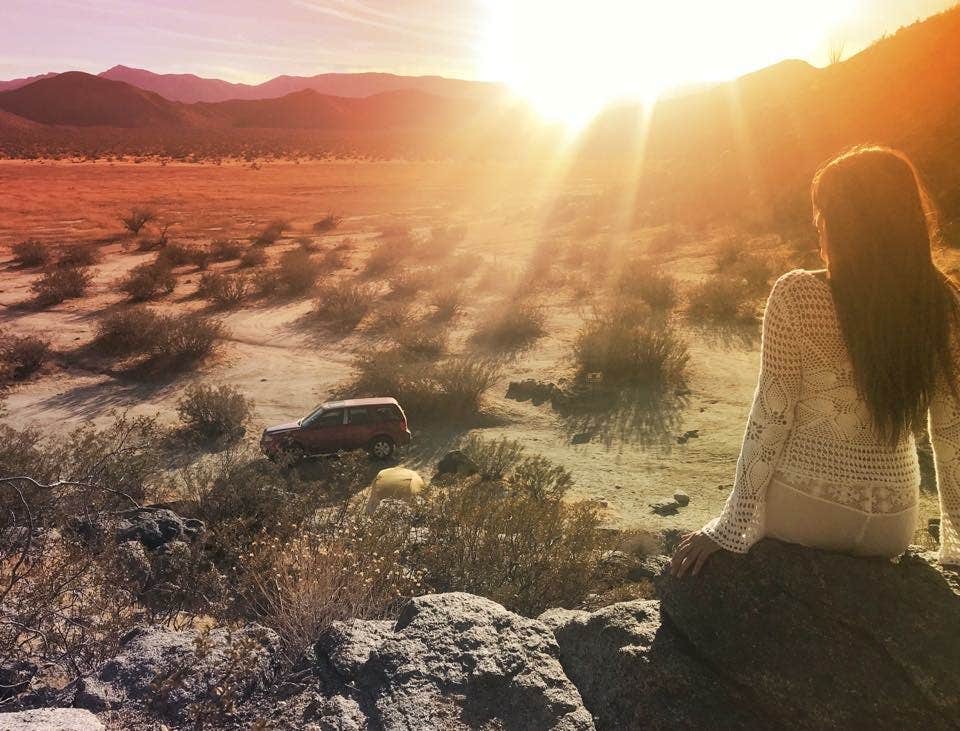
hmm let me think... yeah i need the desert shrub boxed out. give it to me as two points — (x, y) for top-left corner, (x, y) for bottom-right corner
(647, 226), (682, 254)
(120, 260), (176, 301)
(318, 247), (347, 272)
(120, 207), (156, 234)
(460, 434), (526, 480)
(176, 383), (254, 444)
(312, 282), (372, 332)
(295, 236), (320, 252)
(393, 328), (446, 357)
(211, 238), (245, 262)
(574, 310), (689, 388)
(422, 224), (467, 259)
(252, 267), (282, 297)
(471, 301), (545, 349)
(31, 264), (92, 307)
(714, 237), (743, 269)
(277, 247), (320, 295)
(239, 246), (268, 269)
(198, 271), (250, 308)
(252, 219), (287, 246)
(429, 286), (463, 321)
(686, 274), (758, 323)
(11, 238), (49, 267)
(155, 241), (208, 269)
(312, 214), (342, 233)
(239, 510), (416, 659)
(442, 252), (483, 280)
(0, 332), (50, 382)
(56, 244), (101, 267)
(419, 476), (604, 615)
(618, 262), (678, 311)
(93, 309), (222, 368)
(728, 254), (774, 294)
(93, 307), (165, 356)
(389, 267), (434, 298)
(348, 352), (499, 423)
(366, 301), (412, 333)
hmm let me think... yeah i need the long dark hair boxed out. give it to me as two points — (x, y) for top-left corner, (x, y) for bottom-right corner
(812, 145), (959, 445)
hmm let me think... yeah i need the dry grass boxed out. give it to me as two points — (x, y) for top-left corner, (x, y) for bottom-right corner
(120, 260), (176, 301)
(11, 239), (49, 268)
(470, 301), (546, 350)
(31, 264), (92, 307)
(311, 282), (373, 333)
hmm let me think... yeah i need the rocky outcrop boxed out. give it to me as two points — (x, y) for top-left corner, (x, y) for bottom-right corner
(308, 592), (594, 730)
(72, 505), (205, 551)
(46, 541), (960, 730)
(74, 624), (281, 725)
(0, 708), (104, 730)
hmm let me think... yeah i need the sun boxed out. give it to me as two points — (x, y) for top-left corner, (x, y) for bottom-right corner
(481, 0), (855, 130)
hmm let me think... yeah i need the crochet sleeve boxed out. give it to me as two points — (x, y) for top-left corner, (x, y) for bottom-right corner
(702, 273), (803, 553)
(929, 360), (960, 566)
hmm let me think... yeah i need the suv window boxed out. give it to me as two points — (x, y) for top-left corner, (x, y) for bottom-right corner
(347, 407), (371, 424)
(313, 409), (344, 428)
(374, 405), (403, 421)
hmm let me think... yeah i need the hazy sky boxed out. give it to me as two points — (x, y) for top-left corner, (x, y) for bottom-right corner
(0, 0), (955, 83)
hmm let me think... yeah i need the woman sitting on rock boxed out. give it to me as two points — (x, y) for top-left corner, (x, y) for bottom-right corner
(672, 145), (960, 576)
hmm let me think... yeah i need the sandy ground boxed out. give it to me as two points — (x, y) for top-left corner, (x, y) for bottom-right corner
(0, 159), (949, 537)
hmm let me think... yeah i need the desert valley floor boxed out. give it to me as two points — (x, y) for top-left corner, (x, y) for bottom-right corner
(0, 158), (951, 538)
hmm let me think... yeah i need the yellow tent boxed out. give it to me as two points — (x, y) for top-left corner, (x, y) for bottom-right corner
(366, 467), (425, 514)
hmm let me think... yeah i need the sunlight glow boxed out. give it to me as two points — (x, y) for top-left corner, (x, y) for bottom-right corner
(482, 0), (855, 129)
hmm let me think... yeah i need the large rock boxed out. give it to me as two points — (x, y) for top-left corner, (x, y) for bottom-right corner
(74, 624), (281, 724)
(0, 708), (104, 730)
(656, 540), (960, 729)
(72, 505), (204, 551)
(312, 592), (594, 730)
(540, 602), (762, 729)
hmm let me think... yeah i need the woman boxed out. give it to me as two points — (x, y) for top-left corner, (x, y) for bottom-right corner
(671, 145), (960, 577)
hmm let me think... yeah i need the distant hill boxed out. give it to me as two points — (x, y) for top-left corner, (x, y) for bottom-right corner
(0, 72), (58, 93)
(0, 72), (211, 127)
(97, 64), (506, 103)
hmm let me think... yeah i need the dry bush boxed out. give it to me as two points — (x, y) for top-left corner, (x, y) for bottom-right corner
(618, 262), (678, 311)
(251, 267), (282, 297)
(295, 236), (320, 252)
(422, 224), (467, 259)
(471, 301), (546, 350)
(365, 301), (412, 333)
(348, 351), (499, 423)
(318, 247), (347, 273)
(429, 286), (464, 321)
(389, 267), (434, 298)
(419, 475), (604, 615)
(239, 245), (267, 269)
(176, 383), (254, 444)
(11, 239), (49, 268)
(56, 244), (101, 268)
(93, 309), (222, 369)
(252, 219), (287, 247)
(442, 252), (483, 280)
(574, 309), (689, 388)
(714, 237), (743, 269)
(155, 242), (209, 270)
(211, 238), (245, 262)
(239, 510), (417, 659)
(460, 434), (525, 480)
(393, 328), (447, 358)
(277, 247), (320, 295)
(120, 207), (156, 234)
(120, 260), (176, 301)
(647, 226), (682, 254)
(0, 332), (50, 383)
(31, 264), (92, 307)
(198, 271), (250, 308)
(686, 275), (758, 323)
(312, 282), (372, 333)
(459, 434), (573, 497)
(312, 214), (342, 233)
(727, 254), (775, 294)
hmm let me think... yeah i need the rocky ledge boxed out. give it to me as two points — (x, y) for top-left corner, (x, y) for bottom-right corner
(9, 540), (959, 730)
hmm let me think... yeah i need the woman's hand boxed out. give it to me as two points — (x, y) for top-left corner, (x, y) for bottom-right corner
(670, 531), (722, 577)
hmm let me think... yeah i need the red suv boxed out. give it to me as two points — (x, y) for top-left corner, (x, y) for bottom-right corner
(260, 397), (411, 460)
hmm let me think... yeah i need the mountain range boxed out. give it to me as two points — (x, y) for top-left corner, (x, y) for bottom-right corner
(0, 65), (505, 103)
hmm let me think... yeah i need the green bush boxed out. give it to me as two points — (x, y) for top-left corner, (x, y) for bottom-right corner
(176, 383), (254, 443)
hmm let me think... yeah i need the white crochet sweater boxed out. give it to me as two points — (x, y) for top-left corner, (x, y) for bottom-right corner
(703, 269), (960, 565)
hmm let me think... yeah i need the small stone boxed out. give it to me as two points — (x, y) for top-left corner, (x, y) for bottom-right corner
(572, 432), (592, 445)
(673, 491), (690, 507)
(651, 500), (680, 516)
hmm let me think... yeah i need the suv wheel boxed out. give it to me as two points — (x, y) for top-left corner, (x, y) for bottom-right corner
(369, 436), (395, 460)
